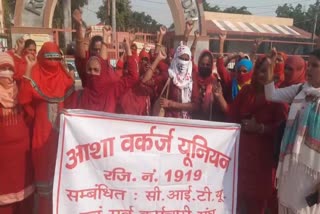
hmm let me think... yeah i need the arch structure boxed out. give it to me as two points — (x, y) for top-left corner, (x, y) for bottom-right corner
(14, 0), (57, 28)
(167, 0), (207, 36)
(13, 0), (207, 35)
(11, 0), (209, 54)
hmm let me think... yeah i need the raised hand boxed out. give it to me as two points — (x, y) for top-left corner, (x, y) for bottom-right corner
(16, 37), (25, 50)
(253, 38), (263, 49)
(160, 26), (167, 36)
(213, 81), (223, 98)
(85, 27), (92, 38)
(185, 20), (194, 32)
(103, 25), (112, 42)
(219, 32), (227, 41)
(157, 49), (167, 60)
(72, 9), (82, 26)
(25, 54), (36, 78)
(194, 30), (200, 38)
(26, 54), (36, 67)
(270, 47), (277, 61)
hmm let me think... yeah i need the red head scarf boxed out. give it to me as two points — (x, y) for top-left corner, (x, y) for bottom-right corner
(281, 56), (306, 87)
(277, 52), (288, 62)
(78, 56), (111, 111)
(31, 42), (73, 99)
(251, 55), (268, 87)
(0, 52), (18, 108)
(197, 50), (215, 84)
(139, 49), (150, 62)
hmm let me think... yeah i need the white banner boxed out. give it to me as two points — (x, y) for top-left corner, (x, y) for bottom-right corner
(53, 110), (240, 214)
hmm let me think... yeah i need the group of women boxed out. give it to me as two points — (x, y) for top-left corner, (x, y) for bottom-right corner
(1, 13), (320, 214)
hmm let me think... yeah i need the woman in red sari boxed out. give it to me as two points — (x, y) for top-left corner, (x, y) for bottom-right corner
(159, 43), (200, 119)
(193, 50), (224, 121)
(280, 55), (306, 88)
(0, 52), (33, 214)
(215, 56), (288, 214)
(118, 50), (168, 116)
(18, 42), (74, 214)
(65, 39), (139, 112)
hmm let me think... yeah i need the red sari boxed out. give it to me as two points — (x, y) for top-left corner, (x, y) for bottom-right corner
(0, 53), (33, 214)
(118, 60), (169, 116)
(75, 51), (121, 87)
(165, 67), (200, 119)
(18, 42), (74, 214)
(227, 84), (288, 214)
(66, 56), (138, 112)
(193, 50), (224, 121)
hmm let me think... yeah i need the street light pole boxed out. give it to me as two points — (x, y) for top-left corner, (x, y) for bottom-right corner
(312, 0), (319, 48)
(111, 0), (116, 42)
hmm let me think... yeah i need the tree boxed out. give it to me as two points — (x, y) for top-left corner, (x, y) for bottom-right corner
(203, 0), (221, 12)
(275, 2), (320, 35)
(129, 11), (161, 32)
(223, 6), (252, 15)
(2, 0), (16, 27)
(202, 0), (252, 15)
(96, 0), (162, 32)
(97, 0), (132, 30)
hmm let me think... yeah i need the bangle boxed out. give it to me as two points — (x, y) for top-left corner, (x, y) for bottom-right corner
(156, 43), (162, 47)
(23, 75), (32, 81)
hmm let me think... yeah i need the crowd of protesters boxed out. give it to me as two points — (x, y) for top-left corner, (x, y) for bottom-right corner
(1, 8), (320, 214)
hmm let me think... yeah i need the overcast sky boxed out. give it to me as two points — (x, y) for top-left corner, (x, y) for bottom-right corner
(82, 0), (315, 27)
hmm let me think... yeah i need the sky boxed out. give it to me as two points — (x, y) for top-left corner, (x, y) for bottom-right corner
(82, 0), (315, 27)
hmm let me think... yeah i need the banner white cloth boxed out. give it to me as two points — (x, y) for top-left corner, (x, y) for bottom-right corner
(53, 110), (240, 214)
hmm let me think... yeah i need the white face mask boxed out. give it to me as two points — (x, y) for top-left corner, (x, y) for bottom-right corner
(176, 58), (190, 74)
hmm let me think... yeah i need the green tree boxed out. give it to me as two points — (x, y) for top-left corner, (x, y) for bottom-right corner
(2, 0), (16, 27)
(203, 0), (221, 12)
(129, 11), (161, 32)
(96, 0), (162, 32)
(97, 0), (132, 30)
(275, 2), (320, 35)
(202, 0), (251, 14)
(223, 6), (252, 15)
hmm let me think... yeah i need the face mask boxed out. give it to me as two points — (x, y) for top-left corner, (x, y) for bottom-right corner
(199, 66), (212, 78)
(176, 59), (190, 74)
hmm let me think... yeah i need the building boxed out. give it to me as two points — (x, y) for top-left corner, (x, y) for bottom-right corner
(204, 12), (315, 56)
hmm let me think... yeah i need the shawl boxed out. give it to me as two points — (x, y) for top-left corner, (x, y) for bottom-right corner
(278, 83), (320, 179)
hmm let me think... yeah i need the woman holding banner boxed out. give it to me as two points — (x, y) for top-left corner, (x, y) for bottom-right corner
(0, 52), (33, 214)
(265, 49), (320, 214)
(18, 42), (74, 214)
(215, 55), (288, 214)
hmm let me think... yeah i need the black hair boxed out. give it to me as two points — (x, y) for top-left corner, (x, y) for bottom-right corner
(89, 35), (103, 51)
(310, 49), (320, 60)
(24, 39), (36, 49)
